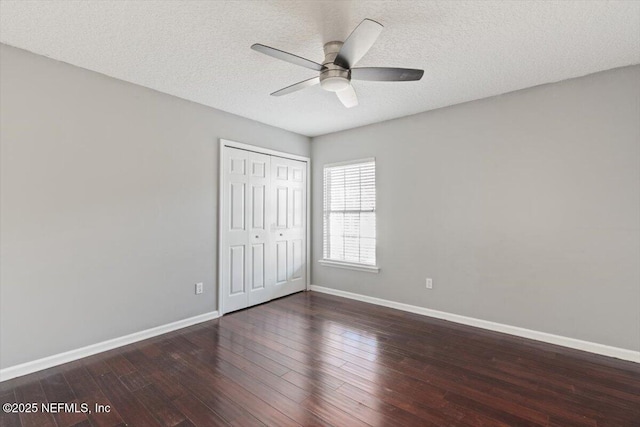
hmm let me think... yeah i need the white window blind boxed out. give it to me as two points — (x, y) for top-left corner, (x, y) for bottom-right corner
(323, 159), (376, 266)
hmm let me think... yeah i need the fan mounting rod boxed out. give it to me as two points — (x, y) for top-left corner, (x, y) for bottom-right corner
(320, 41), (349, 92)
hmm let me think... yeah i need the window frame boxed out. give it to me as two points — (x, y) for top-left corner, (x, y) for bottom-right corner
(320, 157), (379, 273)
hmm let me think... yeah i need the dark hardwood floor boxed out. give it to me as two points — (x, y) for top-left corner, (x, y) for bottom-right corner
(1, 291), (639, 427)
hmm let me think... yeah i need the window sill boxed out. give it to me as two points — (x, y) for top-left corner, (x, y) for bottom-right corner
(318, 259), (380, 273)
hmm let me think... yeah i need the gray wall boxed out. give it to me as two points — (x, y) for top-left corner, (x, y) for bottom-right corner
(0, 44), (310, 369)
(312, 65), (640, 351)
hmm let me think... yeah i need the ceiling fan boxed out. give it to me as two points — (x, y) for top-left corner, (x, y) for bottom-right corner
(251, 19), (424, 108)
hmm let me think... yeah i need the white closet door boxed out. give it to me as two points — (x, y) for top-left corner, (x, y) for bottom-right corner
(271, 156), (307, 299)
(247, 152), (275, 306)
(221, 147), (273, 313)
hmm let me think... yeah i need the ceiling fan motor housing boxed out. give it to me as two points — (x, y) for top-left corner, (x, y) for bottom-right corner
(320, 41), (350, 92)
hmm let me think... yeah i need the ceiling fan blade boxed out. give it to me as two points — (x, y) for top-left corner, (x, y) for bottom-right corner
(336, 85), (358, 108)
(251, 44), (324, 72)
(334, 19), (384, 69)
(351, 67), (424, 81)
(271, 76), (320, 96)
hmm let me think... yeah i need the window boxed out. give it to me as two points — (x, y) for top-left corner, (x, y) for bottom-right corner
(321, 158), (378, 272)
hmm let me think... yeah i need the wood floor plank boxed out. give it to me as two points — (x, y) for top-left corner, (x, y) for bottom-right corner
(119, 370), (151, 392)
(171, 394), (230, 427)
(173, 419), (196, 427)
(50, 400), (89, 427)
(92, 371), (162, 426)
(176, 333), (309, 404)
(299, 393), (371, 427)
(105, 353), (137, 378)
(280, 369), (344, 392)
(170, 375), (265, 427)
(132, 384), (186, 427)
(13, 381), (56, 427)
(0, 392), (22, 427)
(39, 373), (90, 427)
(40, 373), (76, 403)
(63, 366), (103, 401)
(63, 367), (125, 427)
(147, 345), (267, 427)
(158, 337), (309, 427)
(334, 382), (457, 427)
(445, 393), (545, 426)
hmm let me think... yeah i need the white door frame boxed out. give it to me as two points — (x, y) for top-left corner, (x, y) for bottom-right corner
(218, 139), (311, 316)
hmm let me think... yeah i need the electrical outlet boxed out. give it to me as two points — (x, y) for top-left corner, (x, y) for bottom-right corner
(195, 282), (203, 295)
(425, 278), (433, 289)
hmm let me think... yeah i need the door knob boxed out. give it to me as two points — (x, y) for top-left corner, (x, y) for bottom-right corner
(279, 233), (283, 236)
(255, 235), (259, 238)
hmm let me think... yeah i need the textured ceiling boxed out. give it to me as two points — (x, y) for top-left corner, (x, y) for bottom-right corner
(1, 1), (639, 137)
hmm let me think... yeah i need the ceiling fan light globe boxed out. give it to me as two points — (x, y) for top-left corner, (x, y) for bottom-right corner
(320, 76), (350, 92)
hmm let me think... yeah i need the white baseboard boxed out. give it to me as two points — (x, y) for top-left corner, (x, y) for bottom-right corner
(309, 285), (640, 363)
(0, 310), (220, 382)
